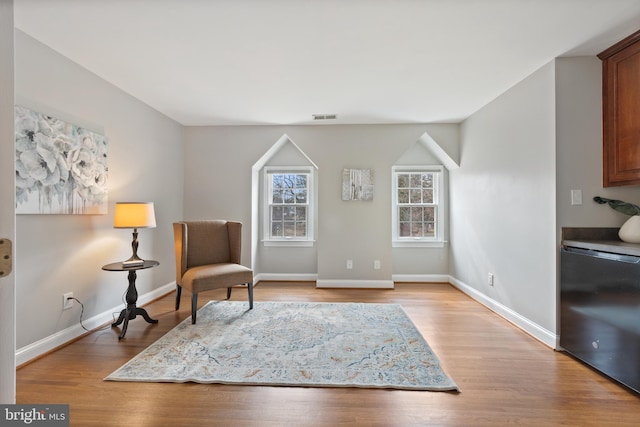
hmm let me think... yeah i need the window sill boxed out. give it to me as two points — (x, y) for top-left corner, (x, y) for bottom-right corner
(263, 240), (315, 247)
(392, 240), (447, 248)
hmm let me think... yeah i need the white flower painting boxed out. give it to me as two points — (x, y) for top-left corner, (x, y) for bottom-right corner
(15, 106), (108, 214)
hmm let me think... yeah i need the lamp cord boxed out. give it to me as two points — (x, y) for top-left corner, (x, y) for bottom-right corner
(67, 296), (120, 332)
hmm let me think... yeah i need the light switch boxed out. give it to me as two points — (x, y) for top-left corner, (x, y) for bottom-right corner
(571, 189), (582, 206)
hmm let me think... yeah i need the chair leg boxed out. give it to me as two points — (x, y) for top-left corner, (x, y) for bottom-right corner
(191, 293), (198, 324)
(248, 282), (253, 309)
(226, 287), (232, 300)
(175, 285), (182, 310)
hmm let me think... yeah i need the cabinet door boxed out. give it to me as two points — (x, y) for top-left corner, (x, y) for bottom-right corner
(600, 30), (640, 187)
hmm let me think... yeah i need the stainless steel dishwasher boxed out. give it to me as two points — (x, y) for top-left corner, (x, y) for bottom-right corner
(560, 245), (640, 394)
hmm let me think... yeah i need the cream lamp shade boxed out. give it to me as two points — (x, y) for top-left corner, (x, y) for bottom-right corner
(114, 202), (156, 267)
(114, 202), (156, 229)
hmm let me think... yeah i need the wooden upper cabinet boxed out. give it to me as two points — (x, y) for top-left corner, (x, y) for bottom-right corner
(599, 30), (640, 187)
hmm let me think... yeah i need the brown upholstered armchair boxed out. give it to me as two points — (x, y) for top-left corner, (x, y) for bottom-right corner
(173, 220), (253, 324)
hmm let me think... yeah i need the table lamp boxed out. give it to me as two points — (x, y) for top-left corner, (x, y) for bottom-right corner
(114, 202), (156, 267)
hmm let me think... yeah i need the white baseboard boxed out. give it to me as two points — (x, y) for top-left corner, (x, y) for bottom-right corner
(256, 273), (447, 285)
(316, 280), (394, 289)
(254, 273), (318, 283)
(392, 274), (450, 283)
(448, 275), (558, 349)
(16, 281), (176, 366)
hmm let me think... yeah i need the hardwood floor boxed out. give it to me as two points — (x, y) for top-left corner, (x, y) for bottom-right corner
(16, 282), (639, 426)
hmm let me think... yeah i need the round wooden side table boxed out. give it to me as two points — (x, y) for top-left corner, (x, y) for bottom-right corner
(102, 260), (159, 340)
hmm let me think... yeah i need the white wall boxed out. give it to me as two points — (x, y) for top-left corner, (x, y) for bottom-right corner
(183, 124), (458, 284)
(449, 57), (640, 343)
(555, 56), (640, 232)
(450, 61), (557, 335)
(14, 31), (183, 349)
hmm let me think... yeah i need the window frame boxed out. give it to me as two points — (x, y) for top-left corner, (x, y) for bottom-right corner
(391, 165), (445, 248)
(262, 166), (315, 247)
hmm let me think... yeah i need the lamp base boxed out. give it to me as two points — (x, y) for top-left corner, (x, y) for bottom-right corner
(122, 229), (145, 267)
(122, 257), (145, 268)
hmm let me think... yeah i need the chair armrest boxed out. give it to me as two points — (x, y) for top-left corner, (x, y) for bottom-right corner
(227, 221), (242, 264)
(173, 222), (188, 285)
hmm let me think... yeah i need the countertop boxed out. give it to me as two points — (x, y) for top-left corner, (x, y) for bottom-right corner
(562, 227), (640, 257)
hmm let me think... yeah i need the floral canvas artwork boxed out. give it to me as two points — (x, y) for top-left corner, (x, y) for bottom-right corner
(15, 106), (108, 214)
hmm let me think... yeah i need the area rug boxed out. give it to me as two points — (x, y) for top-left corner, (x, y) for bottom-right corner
(104, 301), (458, 391)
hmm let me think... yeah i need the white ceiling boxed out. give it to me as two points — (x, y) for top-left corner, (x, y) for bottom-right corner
(13, 0), (640, 126)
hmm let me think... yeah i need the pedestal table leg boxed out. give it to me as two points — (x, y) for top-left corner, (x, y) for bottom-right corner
(111, 269), (158, 339)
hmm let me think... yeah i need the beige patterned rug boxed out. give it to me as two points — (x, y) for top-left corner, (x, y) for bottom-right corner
(105, 301), (458, 391)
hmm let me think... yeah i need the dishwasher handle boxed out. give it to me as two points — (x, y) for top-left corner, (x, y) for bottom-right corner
(562, 246), (640, 264)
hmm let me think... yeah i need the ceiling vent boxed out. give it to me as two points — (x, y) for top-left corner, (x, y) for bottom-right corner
(312, 114), (337, 120)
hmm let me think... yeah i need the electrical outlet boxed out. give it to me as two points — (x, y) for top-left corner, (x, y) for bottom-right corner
(346, 259), (353, 269)
(63, 292), (74, 310)
(374, 260), (381, 270)
(488, 273), (495, 286)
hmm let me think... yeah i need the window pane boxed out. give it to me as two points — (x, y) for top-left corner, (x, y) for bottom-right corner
(424, 207), (435, 222)
(410, 173), (421, 187)
(295, 189), (307, 203)
(271, 221), (283, 237)
(410, 189), (422, 203)
(422, 173), (433, 188)
(283, 206), (296, 220)
(296, 222), (306, 236)
(411, 207), (423, 221)
(399, 222), (411, 237)
(422, 189), (433, 203)
(399, 206), (410, 221)
(397, 174), (409, 188)
(272, 206), (283, 220)
(272, 174), (284, 189)
(398, 189), (409, 203)
(295, 175), (307, 188)
(272, 189), (283, 204)
(425, 222), (435, 237)
(283, 189), (295, 203)
(411, 222), (423, 237)
(284, 174), (296, 188)
(284, 221), (296, 237)
(296, 206), (307, 221)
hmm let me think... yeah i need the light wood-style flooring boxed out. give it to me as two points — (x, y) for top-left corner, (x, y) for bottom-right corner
(16, 282), (640, 426)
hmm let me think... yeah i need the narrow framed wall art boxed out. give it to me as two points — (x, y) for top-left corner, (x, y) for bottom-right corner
(342, 168), (374, 201)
